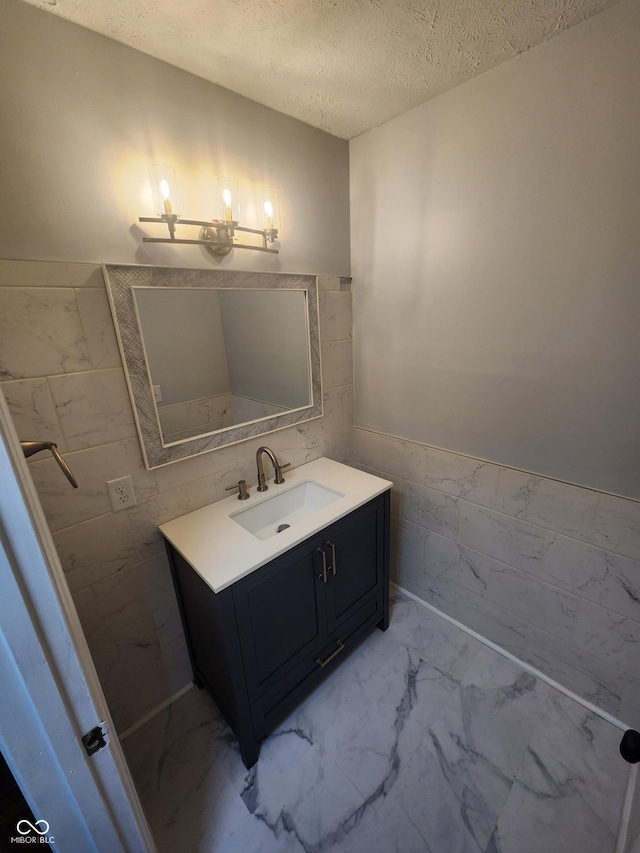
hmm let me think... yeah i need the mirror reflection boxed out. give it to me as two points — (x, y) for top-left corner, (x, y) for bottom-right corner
(103, 265), (322, 469)
(134, 288), (312, 444)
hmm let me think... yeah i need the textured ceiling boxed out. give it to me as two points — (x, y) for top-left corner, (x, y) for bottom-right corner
(19, 0), (620, 138)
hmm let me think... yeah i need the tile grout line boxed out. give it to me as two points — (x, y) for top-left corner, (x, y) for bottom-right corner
(118, 683), (194, 742)
(393, 583), (638, 850)
(390, 512), (640, 636)
(352, 425), (640, 505)
(353, 454), (639, 564)
(391, 581), (630, 732)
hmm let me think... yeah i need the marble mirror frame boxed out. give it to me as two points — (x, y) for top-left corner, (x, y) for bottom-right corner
(103, 264), (322, 469)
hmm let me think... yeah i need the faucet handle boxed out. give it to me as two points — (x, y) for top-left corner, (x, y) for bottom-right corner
(226, 479), (250, 500)
(274, 462), (291, 485)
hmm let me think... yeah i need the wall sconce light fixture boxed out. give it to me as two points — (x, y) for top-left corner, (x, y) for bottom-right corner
(139, 164), (280, 256)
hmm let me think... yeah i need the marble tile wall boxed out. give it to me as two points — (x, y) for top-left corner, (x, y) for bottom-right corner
(158, 392), (235, 442)
(230, 394), (288, 424)
(353, 427), (640, 727)
(159, 393), (289, 444)
(0, 259), (353, 732)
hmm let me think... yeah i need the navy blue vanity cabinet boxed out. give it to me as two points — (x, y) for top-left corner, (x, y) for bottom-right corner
(323, 497), (387, 635)
(164, 490), (390, 769)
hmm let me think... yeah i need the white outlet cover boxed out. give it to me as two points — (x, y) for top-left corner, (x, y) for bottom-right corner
(106, 475), (136, 513)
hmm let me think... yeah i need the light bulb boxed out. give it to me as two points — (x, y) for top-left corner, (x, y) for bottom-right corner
(217, 176), (239, 222)
(223, 189), (233, 221)
(160, 179), (172, 214)
(259, 189), (279, 234)
(264, 200), (274, 230)
(149, 164), (180, 217)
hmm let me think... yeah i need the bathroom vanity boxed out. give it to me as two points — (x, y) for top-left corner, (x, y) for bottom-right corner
(160, 458), (391, 768)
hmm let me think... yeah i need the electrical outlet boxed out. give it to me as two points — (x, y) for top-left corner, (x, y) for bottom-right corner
(153, 384), (163, 403)
(106, 475), (136, 512)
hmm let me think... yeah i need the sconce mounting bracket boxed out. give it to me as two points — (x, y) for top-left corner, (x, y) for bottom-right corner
(200, 225), (234, 256)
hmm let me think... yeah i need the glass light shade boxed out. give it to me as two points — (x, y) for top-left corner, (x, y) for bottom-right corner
(259, 189), (280, 232)
(217, 175), (239, 222)
(149, 164), (180, 217)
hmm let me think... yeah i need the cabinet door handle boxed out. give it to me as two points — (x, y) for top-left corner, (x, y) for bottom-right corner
(327, 540), (337, 575)
(317, 548), (328, 584)
(316, 639), (345, 668)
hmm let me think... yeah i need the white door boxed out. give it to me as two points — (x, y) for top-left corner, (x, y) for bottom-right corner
(0, 389), (157, 852)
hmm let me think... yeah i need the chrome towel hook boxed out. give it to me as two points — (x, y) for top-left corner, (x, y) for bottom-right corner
(20, 441), (79, 489)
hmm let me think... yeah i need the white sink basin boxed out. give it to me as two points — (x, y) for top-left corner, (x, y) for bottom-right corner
(231, 480), (344, 540)
(160, 458), (392, 592)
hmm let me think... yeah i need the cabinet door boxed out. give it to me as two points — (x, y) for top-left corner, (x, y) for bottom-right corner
(324, 496), (385, 634)
(233, 535), (327, 702)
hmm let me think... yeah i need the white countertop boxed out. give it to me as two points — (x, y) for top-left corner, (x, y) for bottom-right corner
(159, 457), (392, 593)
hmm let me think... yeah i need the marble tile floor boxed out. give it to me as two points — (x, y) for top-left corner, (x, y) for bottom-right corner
(123, 591), (631, 853)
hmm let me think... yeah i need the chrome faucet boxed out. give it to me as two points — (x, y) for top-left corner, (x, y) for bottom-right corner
(255, 446), (291, 492)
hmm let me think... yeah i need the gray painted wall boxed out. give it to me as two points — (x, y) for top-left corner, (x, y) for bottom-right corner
(219, 290), (310, 409)
(350, 0), (640, 499)
(134, 288), (229, 405)
(0, 0), (350, 276)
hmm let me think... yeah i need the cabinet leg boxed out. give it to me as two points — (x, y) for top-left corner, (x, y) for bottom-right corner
(377, 614), (389, 631)
(239, 736), (259, 770)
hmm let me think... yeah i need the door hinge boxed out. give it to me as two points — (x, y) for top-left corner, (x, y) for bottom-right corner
(82, 723), (108, 756)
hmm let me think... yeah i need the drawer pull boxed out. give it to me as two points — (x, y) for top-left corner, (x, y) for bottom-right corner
(316, 639), (345, 668)
(317, 548), (328, 584)
(327, 540), (337, 575)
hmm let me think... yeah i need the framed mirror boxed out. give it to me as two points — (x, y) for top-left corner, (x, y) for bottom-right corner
(103, 265), (322, 468)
